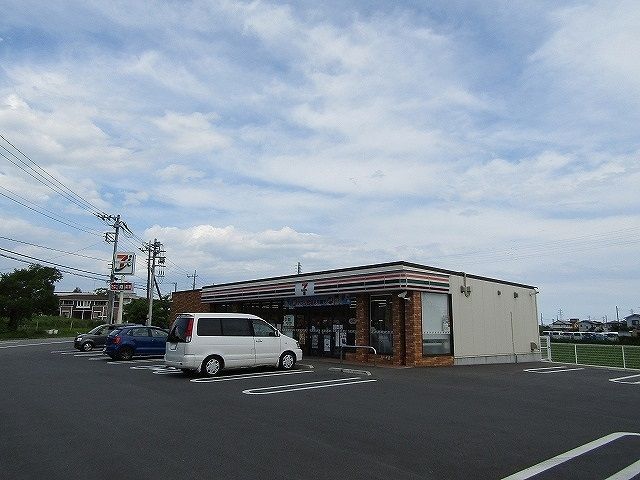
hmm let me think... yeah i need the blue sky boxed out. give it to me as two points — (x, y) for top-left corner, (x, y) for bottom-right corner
(1, 0), (639, 322)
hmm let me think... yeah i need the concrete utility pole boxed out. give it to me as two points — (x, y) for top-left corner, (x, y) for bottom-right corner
(142, 239), (165, 326)
(187, 270), (198, 290)
(297, 262), (302, 274)
(100, 214), (122, 324)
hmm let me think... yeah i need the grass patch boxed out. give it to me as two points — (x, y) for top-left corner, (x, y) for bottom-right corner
(0, 315), (98, 340)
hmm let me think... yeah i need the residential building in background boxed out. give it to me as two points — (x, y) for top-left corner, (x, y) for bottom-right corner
(57, 291), (141, 321)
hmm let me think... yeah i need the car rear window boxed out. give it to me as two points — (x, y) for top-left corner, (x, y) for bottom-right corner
(197, 318), (222, 336)
(168, 316), (193, 343)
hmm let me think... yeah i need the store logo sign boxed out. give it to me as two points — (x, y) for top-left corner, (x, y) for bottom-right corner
(295, 281), (315, 297)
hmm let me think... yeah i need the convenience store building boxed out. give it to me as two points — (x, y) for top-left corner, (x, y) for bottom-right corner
(170, 261), (541, 366)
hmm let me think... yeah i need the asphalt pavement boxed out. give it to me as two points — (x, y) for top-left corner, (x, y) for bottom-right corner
(0, 338), (639, 480)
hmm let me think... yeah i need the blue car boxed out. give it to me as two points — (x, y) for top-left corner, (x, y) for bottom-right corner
(104, 325), (169, 360)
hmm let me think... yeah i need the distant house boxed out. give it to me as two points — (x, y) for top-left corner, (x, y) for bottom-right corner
(551, 320), (574, 331)
(56, 291), (141, 321)
(625, 313), (640, 330)
(604, 320), (627, 332)
(577, 320), (601, 332)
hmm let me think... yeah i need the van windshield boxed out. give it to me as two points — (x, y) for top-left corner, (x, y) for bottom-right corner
(168, 316), (192, 343)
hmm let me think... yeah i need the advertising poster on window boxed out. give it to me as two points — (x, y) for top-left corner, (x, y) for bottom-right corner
(283, 315), (295, 327)
(311, 335), (318, 349)
(324, 336), (331, 352)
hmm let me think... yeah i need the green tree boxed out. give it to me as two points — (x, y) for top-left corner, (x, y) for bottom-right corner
(0, 265), (63, 331)
(123, 296), (171, 328)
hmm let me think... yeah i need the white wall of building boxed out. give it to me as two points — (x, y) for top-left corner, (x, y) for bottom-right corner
(448, 275), (540, 365)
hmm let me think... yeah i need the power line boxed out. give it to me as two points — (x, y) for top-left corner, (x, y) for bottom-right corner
(0, 134), (106, 217)
(0, 187), (103, 237)
(0, 247), (109, 278)
(0, 252), (108, 282)
(0, 135), (196, 282)
(0, 236), (109, 262)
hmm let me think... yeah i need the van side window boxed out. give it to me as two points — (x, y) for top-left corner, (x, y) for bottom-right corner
(197, 318), (222, 336)
(221, 318), (252, 336)
(252, 320), (276, 337)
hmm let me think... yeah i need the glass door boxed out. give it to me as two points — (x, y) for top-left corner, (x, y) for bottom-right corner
(370, 295), (393, 355)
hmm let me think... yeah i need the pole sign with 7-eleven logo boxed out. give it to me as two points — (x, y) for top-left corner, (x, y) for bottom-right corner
(114, 252), (136, 275)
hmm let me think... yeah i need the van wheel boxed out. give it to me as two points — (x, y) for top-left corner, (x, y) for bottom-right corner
(279, 352), (296, 370)
(202, 356), (222, 377)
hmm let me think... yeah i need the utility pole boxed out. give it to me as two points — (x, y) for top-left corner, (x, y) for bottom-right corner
(187, 270), (198, 290)
(297, 262), (302, 274)
(170, 282), (178, 293)
(142, 239), (165, 326)
(99, 214), (122, 324)
(616, 306), (619, 321)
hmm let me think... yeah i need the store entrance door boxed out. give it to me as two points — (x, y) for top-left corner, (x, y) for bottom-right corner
(292, 304), (356, 358)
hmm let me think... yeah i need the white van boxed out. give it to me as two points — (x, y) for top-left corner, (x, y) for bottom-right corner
(165, 313), (303, 377)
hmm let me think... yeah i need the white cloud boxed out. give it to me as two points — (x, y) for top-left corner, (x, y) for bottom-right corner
(531, 1), (640, 104)
(152, 111), (230, 154)
(155, 164), (205, 182)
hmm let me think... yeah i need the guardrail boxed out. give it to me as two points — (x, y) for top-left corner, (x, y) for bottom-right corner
(339, 344), (377, 366)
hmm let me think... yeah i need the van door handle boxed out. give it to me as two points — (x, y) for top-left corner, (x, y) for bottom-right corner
(255, 339), (263, 343)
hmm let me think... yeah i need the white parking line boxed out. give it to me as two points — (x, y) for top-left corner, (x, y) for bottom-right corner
(191, 370), (313, 383)
(523, 365), (585, 374)
(609, 374), (640, 385)
(73, 353), (105, 357)
(130, 364), (167, 370)
(128, 364), (181, 374)
(106, 358), (163, 365)
(501, 432), (640, 480)
(153, 369), (182, 375)
(606, 458), (640, 480)
(242, 377), (377, 395)
(50, 350), (77, 353)
(0, 340), (70, 349)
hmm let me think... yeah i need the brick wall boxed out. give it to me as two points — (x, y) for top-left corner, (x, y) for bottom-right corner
(169, 290), (210, 324)
(404, 291), (454, 367)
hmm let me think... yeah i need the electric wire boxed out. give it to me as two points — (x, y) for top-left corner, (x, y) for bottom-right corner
(0, 247), (109, 277)
(0, 135), (201, 285)
(0, 187), (103, 237)
(0, 252), (108, 282)
(0, 134), (106, 217)
(0, 236), (109, 262)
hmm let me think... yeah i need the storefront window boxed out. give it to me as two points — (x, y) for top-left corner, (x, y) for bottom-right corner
(370, 295), (393, 355)
(421, 293), (451, 355)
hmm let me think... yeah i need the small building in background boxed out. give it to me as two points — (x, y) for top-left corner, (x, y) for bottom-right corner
(550, 319), (574, 331)
(56, 291), (141, 321)
(624, 313), (640, 330)
(577, 320), (602, 332)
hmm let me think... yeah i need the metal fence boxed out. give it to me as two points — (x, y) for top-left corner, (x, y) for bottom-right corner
(541, 336), (640, 369)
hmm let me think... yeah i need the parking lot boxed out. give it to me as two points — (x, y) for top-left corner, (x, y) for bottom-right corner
(1, 338), (639, 480)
